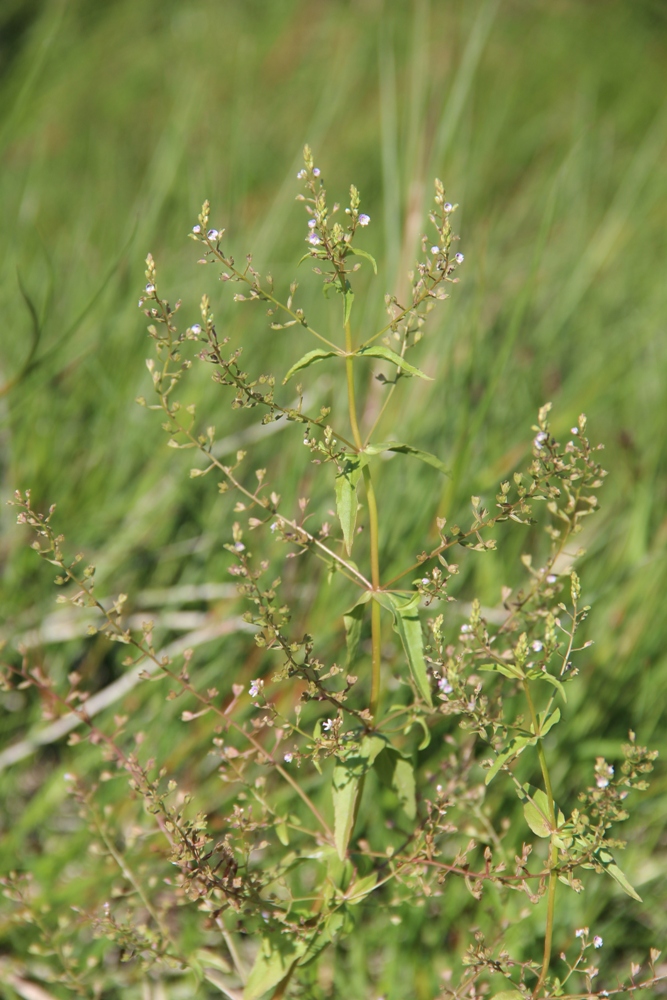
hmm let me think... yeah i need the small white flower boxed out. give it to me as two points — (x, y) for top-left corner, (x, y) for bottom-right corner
(322, 718), (334, 732)
(571, 426), (579, 435)
(138, 299), (144, 308)
(431, 246), (440, 255)
(283, 752), (293, 763)
(307, 218), (317, 228)
(444, 202), (453, 212)
(575, 927), (588, 938)
(593, 936), (603, 949)
(422, 577), (430, 585)
(297, 169), (307, 179)
(438, 678), (453, 694)
(234, 541), (245, 552)
(270, 522), (278, 532)
(546, 574), (557, 584)
(190, 323), (202, 335)
(596, 763), (614, 788)
(312, 167), (321, 177)
(207, 229), (219, 240)
(192, 224), (201, 233)
(532, 640), (543, 652)
(436, 784), (443, 793)
(455, 252), (464, 263)
(460, 623), (472, 633)
(307, 232), (321, 246)
(358, 213), (370, 226)
(249, 679), (262, 698)
(145, 283), (155, 294)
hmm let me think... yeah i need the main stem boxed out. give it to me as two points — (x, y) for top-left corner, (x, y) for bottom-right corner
(344, 306), (382, 719)
(523, 680), (558, 999)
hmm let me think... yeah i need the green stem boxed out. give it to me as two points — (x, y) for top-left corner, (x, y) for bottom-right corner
(523, 680), (558, 999)
(369, 593), (382, 718)
(342, 294), (382, 719)
(344, 341), (363, 452)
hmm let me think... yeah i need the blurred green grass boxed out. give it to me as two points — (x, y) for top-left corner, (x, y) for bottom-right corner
(1, 0), (667, 996)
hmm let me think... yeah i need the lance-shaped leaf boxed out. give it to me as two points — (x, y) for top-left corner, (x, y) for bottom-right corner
(243, 933), (308, 1000)
(347, 246), (378, 273)
(335, 454), (367, 554)
(346, 872), (378, 905)
(596, 847), (642, 901)
(343, 286), (354, 325)
(364, 441), (450, 476)
(332, 735), (387, 860)
(538, 707), (561, 737)
(343, 592), (371, 667)
(535, 670), (568, 703)
(522, 788), (553, 838)
(516, 782), (565, 839)
(283, 348), (340, 383)
(485, 732), (537, 786)
(392, 757), (417, 820)
(374, 747), (417, 820)
(356, 345), (432, 380)
(374, 592), (432, 706)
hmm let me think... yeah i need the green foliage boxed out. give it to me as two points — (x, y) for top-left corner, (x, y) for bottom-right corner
(1, 3), (666, 999)
(1, 142), (662, 1000)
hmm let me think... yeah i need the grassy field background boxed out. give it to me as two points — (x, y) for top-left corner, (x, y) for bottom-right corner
(1, 0), (667, 997)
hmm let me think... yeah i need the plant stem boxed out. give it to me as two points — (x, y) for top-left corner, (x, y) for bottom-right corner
(523, 679), (558, 999)
(363, 466), (382, 717)
(344, 325), (363, 452)
(343, 303), (383, 719)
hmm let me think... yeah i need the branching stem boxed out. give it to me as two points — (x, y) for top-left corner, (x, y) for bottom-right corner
(523, 679), (558, 999)
(342, 287), (382, 719)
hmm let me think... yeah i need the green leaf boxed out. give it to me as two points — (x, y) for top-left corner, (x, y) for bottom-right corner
(539, 707), (561, 737)
(243, 934), (308, 1000)
(283, 349), (339, 383)
(523, 788), (552, 838)
(275, 821), (290, 846)
(346, 872), (378, 904)
(332, 760), (361, 861)
(373, 748), (417, 820)
(356, 346), (432, 380)
(343, 592), (371, 667)
(485, 734), (535, 785)
(405, 715), (432, 750)
(203, 970), (243, 1000)
(360, 733), (389, 765)
(332, 736), (386, 861)
(392, 757), (417, 820)
(490, 991), (524, 1000)
(536, 671), (568, 703)
(479, 661), (525, 680)
(374, 593), (432, 706)
(335, 455), (366, 555)
(343, 286), (354, 326)
(196, 950), (232, 975)
(364, 441), (450, 475)
(597, 848), (642, 901)
(348, 246), (378, 273)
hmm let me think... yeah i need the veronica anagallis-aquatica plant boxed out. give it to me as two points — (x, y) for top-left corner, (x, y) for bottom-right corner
(4, 146), (661, 1000)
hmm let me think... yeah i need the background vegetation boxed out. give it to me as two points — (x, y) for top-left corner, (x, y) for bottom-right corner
(1, 0), (666, 997)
